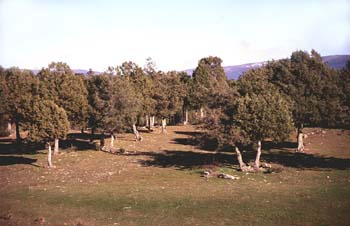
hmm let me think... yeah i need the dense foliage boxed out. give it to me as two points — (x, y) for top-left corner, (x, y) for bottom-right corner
(0, 50), (349, 153)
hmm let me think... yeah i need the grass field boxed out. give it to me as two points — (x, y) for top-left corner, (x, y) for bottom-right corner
(0, 125), (349, 226)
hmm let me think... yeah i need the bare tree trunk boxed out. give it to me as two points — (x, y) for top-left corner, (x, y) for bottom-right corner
(150, 116), (155, 128)
(100, 132), (105, 151)
(15, 118), (21, 142)
(90, 128), (95, 143)
(47, 142), (53, 168)
(81, 128), (85, 134)
(161, 118), (167, 134)
(53, 138), (59, 155)
(132, 124), (143, 141)
(109, 133), (115, 152)
(7, 122), (12, 133)
(254, 140), (262, 171)
(235, 146), (247, 171)
(297, 131), (304, 152)
(146, 115), (149, 128)
(200, 107), (204, 119)
(183, 109), (188, 125)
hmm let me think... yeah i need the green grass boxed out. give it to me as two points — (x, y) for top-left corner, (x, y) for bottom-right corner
(0, 126), (349, 225)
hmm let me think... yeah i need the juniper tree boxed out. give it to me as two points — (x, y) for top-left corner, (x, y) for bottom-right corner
(114, 62), (145, 140)
(191, 56), (229, 119)
(205, 88), (293, 171)
(86, 71), (112, 143)
(265, 50), (343, 151)
(1, 67), (36, 142)
(0, 66), (10, 136)
(38, 62), (88, 153)
(151, 71), (186, 133)
(25, 98), (69, 167)
(178, 71), (191, 125)
(337, 61), (350, 128)
(109, 75), (143, 144)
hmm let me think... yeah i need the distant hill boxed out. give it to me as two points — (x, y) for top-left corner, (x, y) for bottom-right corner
(26, 55), (349, 79)
(185, 55), (350, 80)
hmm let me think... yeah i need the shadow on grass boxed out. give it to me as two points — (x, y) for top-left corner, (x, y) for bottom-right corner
(129, 148), (350, 171)
(0, 155), (38, 166)
(0, 140), (45, 155)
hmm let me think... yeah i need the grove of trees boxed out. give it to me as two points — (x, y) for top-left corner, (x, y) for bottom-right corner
(0, 50), (349, 169)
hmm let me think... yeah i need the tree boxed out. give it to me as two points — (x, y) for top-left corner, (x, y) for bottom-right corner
(86, 71), (112, 143)
(25, 98), (69, 167)
(265, 50), (342, 151)
(0, 66), (11, 136)
(205, 88), (293, 171)
(337, 61), (350, 128)
(114, 62), (146, 140)
(191, 56), (229, 119)
(38, 62), (88, 153)
(108, 75), (143, 144)
(178, 71), (191, 125)
(2, 67), (36, 142)
(153, 71), (187, 133)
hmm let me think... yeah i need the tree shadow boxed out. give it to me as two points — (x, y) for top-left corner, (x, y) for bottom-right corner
(0, 156), (38, 166)
(0, 139), (45, 155)
(128, 150), (233, 170)
(174, 131), (203, 136)
(173, 130), (231, 152)
(131, 148), (350, 171)
(263, 149), (350, 170)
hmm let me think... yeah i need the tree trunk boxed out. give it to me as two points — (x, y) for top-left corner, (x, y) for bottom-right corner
(235, 146), (247, 171)
(161, 118), (167, 134)
(53, 138), (59, 155)
(183, 109), (189, 125)
(81, 128), (85, 134)
(200, 107), (204, 119)
(110, 133), (115, 152)
(150, 116), (155, 128)
(133, 124), (142, 141)
(100, 132), (105, 151)
(90, 128), (95, 143)
(15, 118), (21, 142)
(297, 130), (305, 152)
(254, 140), (262, 171)
(7, 122), (12, 133)
(146, 115), (149, 128)
(47, 142), (53, 168)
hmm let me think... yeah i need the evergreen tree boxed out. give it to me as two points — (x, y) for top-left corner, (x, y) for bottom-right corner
(38, 62), (88, 153)
(338, 61), (350, 127)
(86, 71), (112, 143)
(265, 50), (343, 151)
(153, 71), (187, 132)
(2, 67), (36, 142)
(205, 87), (293, 171)
(191, 56), (229, 119)
(26, 98), (69, 167)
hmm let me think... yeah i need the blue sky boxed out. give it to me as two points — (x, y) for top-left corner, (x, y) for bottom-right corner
(0, 0), (349, 71)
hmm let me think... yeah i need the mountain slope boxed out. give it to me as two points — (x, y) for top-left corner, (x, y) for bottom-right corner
(186, 55), (350, 80)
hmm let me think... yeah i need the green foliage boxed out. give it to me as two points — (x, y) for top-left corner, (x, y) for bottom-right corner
(190, 56), (229, 110)
(108, 75), (142, 131)
(337, 61), (350, 127)
(154, 71), (187, 119)
(265, 50), (346, 128)
(38, 62), (88, 129)
(86, 72), (112, 132)
(1, 67), (37, 141)
(204, 67), (294, 150)
(26, 99), (70, 143)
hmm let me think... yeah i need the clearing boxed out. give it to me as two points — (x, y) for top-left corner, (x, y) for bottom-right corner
(0, 125), (349, 226)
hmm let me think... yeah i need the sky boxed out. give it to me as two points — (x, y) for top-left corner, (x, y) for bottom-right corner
(0, 0), (349, 71)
